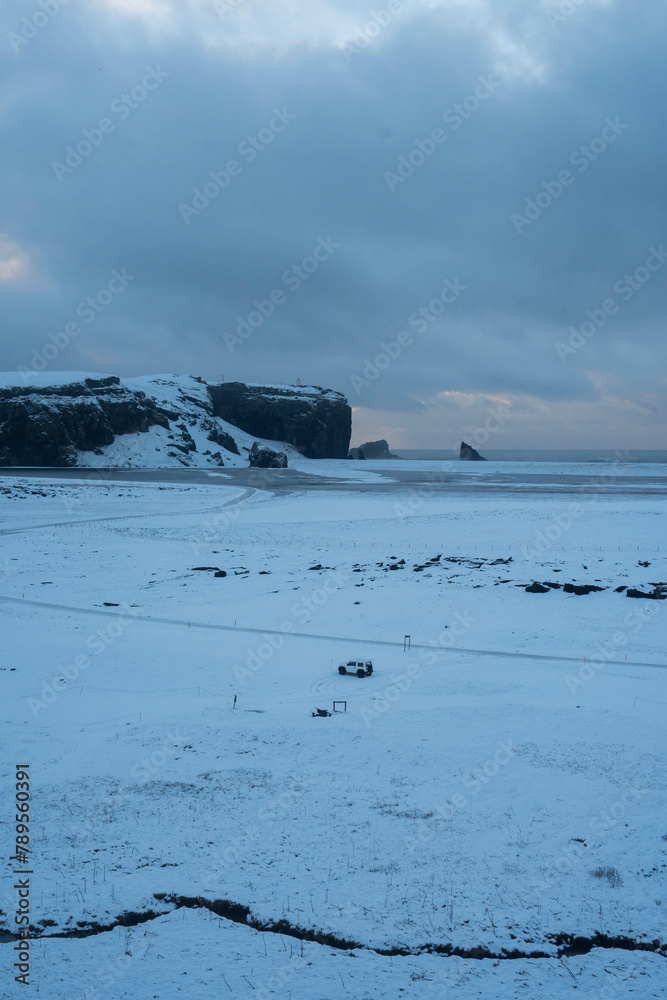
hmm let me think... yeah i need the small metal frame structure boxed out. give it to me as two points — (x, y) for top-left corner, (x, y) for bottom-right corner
(404, 634), (411, 650)
(333, 701), (347, 713)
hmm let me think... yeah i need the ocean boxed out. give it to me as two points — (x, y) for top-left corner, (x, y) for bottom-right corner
(394, 449), (667, 464)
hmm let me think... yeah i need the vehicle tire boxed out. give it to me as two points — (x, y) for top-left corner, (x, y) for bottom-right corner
(338, 666), (347, 675)
(356, 668), (365, 678)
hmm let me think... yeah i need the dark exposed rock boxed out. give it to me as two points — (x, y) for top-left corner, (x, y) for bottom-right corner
(208, 381), (350, 459)
(0, 379), (170, 466)
(460, 441), (487, 461)
(176, 423), (197, 452)
(563, 583), (605, 595)
(248, 442), (288, 468)
(0, 374), (351, 466)
(206, 424), (239, 454)
(626, 587), (666, 600)
(348, 439), (399, 460)
(525, 582), (550, 593)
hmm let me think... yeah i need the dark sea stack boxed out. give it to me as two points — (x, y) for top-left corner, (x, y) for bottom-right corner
(208, 382), (351, 459)
(460, 441), (487, 461)
(348, 439), (398, 459)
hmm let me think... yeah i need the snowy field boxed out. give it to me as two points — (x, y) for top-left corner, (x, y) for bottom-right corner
(1, 460), (666, 998)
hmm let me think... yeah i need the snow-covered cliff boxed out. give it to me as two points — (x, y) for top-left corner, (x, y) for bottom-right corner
(0, 373), (351, 467)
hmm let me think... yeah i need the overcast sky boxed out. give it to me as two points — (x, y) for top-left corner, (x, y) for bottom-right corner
(1, 0), (666, 448)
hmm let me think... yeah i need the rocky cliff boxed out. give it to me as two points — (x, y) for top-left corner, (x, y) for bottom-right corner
(348, 439), (399, 460)
(0, 373), (351, 467)
(208, 382), (351, 460)
(460, 441), (487, 461)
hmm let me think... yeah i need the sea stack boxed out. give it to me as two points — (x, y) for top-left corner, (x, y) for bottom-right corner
(348, 439), (398, 460)
(460, 440), (487, 461)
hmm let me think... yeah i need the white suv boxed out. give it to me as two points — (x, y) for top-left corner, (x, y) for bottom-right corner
(338, 659), (373, 678)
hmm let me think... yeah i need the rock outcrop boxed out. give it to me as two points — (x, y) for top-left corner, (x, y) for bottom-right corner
(0, 373), (351, 467)
(0, 375), (170, 467)
(348, 439), (399, 460)
(248, 442), (288, 469)
(208, 382), (350, 460)
(460, 441), (487, 461)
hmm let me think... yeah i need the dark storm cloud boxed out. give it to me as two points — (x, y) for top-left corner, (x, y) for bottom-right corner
(1, 0), (666, 445)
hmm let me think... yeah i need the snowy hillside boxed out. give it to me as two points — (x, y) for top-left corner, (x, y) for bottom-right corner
(0, 373), (351, 468)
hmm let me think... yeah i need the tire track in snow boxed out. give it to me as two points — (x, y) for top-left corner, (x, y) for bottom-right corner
(0, 486), (258, 535)
(0, 593), (665, 672)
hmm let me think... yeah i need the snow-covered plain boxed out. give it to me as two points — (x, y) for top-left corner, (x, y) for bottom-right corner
(1, 461), (666, 998)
